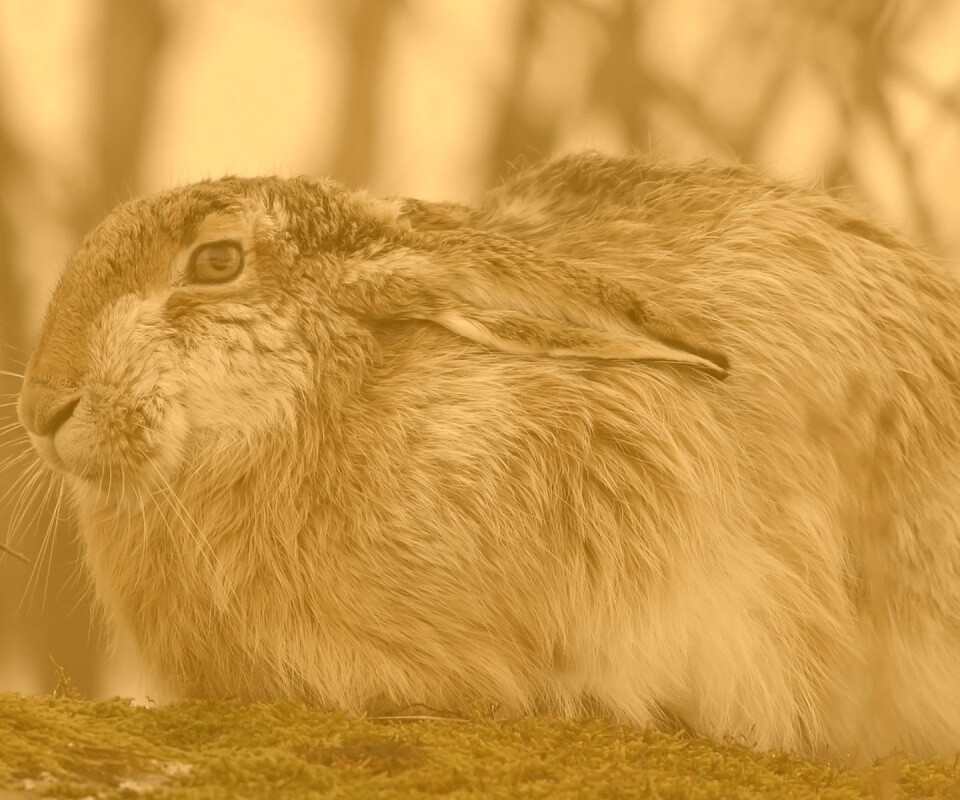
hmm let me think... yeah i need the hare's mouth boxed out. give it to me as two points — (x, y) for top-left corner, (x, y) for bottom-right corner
(33, 425), (167, 489)
(26, 393), (188, 496)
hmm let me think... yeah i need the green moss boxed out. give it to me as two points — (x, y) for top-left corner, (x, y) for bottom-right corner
(1, 692), (958, 798)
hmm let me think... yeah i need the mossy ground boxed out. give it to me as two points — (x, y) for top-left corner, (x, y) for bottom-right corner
(2, 691), (959, 799)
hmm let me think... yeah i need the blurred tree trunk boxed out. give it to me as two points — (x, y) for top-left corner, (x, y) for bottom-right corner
(484, 0), (561, 187)
(326, 0), (405, 188)
(0, 103), (30, 689)
(8, 0), (170, 698)
(590, 0), (650, 148)
(74, 0), (169, 232)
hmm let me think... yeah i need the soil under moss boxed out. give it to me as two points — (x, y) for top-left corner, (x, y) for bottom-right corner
(1, 692), (959, 799)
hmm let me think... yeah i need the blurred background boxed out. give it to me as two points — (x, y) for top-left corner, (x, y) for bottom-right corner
(4, 0), (960, 701)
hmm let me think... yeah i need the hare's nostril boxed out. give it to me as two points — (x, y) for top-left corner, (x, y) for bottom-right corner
(36, 395), (81, 437)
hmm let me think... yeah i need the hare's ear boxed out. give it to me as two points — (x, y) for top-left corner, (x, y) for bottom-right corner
(425, 306), (729, 378)
(335, 253), (729, 379)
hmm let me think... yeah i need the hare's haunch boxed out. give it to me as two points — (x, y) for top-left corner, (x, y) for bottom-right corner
(18, 151), (960, 761)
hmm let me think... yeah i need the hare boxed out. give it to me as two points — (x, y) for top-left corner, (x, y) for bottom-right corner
(16, 150), (960, 762)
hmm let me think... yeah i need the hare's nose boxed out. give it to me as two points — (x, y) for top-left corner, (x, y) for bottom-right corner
(18, 382), (82, 437)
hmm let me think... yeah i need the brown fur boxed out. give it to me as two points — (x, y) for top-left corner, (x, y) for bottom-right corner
(17, 151), (960, 762)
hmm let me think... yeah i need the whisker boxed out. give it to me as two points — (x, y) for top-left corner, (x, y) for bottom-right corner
(0, 434), (29, 452)
(40, 482), (67, 608)
(0, 541), (28, 563)
(3, 460), (47, 533)
(148, 464), (229, 601)
(104, 460), (115, 506)
(0, 463), (44, 532)
(19, 475), (60, 612)
(145, 476), (222, 609)
(135, 484), (149, 578)
(150, 467), (211, 555)
(0, 416), (26, 432)
(56, 506), (96, 621)
(0, 445), (38, 476)
(0, 430), (30, 445)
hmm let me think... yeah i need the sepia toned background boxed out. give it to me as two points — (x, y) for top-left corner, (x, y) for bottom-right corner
(3, 0), (960, 701)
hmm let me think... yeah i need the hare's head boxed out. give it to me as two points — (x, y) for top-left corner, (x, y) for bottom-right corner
(17, 177), (407, 498)
(19, 174), (728, 501)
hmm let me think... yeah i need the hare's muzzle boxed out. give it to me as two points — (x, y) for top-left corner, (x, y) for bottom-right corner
(19, 382), (81, 437)
(18, 380), (82, 470)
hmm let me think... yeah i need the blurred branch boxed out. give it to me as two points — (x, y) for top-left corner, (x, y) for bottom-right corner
(882, 0), (953, 41)
(869, 81), (936, 243)
(484, 0), (561, 186)
(585, 0), (733, 153)
(756, 0), (943, 242)
(836, 1), (938, 243)
(735, 62), (793, 160)
(643, 70), (737, 151)
(890, 58), (960, 123)
(325, 0), (406, 187)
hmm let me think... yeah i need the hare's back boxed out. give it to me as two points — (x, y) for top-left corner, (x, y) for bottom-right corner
(475, 156), (960, 527)
(479, 157), (960, 406)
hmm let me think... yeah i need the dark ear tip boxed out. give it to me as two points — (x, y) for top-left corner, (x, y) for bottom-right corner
(655, 334), (729, 375)
(711, 352), (731, 380)
(694, 350), (729, 380)
(693, 356), (729, 380)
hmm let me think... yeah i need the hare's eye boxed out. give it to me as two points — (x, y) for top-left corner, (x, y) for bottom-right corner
(188, 240), (244, 284)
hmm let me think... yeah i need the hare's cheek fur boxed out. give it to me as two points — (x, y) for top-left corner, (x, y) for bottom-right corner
(69, 287), (308, 490)
(62, 294), (187, 490)
(169, 304), (309, 472)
